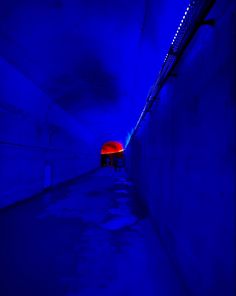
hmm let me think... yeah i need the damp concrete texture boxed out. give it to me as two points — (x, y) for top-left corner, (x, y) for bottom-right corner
(0, 168), (186, 296)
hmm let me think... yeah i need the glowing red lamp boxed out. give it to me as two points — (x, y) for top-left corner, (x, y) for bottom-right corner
(101, 141), (124, 155)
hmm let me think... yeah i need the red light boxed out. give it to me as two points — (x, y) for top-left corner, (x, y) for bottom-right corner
(101, 141), (124, 154)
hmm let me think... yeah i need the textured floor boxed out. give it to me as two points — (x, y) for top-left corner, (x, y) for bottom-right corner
(0, 168), (185, 296)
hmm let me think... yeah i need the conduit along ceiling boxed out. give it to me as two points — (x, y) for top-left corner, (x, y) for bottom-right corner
(0, 0), (189, 147)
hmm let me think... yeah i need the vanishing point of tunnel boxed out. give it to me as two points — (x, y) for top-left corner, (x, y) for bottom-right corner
(0, 1), (235, 296)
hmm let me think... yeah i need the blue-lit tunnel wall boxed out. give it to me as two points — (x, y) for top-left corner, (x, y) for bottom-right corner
(127, 0), (236, 295)
(0, 0), (235, 294)
(0, 0), (189, 208)
(0, 57), (98, 207)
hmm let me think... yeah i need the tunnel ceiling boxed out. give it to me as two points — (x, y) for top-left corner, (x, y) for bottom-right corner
(0, 0), (189, 146)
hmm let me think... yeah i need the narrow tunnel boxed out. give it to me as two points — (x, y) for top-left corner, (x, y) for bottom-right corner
(0, 0), (235, 296)
(101, 141), (124, 167)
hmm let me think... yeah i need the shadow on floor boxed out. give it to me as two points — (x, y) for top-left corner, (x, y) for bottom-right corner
(0, 168), (186, 296)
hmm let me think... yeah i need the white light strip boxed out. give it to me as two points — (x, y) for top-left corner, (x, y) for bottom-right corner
(170, 2), (193, 46)
(127, 2), (196, 146)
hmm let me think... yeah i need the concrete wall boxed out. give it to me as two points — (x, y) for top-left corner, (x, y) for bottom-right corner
(0, 57), (98, 208)
(127, 1), (236, 295)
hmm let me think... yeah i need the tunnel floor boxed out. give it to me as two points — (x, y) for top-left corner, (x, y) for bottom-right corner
(0, 168), (185, 296)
